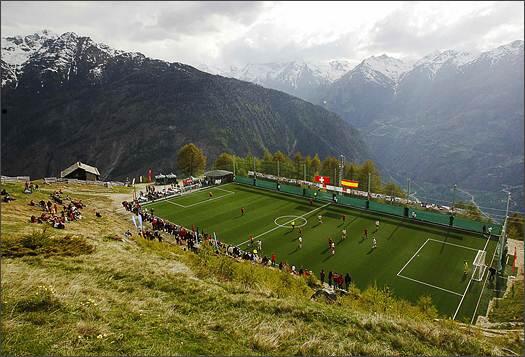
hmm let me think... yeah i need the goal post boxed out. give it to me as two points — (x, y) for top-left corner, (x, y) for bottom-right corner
(472, 250), (487, 281)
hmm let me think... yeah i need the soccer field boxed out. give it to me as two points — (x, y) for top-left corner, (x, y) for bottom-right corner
(145, 183), (498, 321)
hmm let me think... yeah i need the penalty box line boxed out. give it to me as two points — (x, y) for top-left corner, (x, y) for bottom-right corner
(236, 202), (331, 248)
(396, 238), (465, 297)
(165, 190), (235, 208)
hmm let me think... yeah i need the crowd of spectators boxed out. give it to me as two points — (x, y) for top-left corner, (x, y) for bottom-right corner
(122, 199), (319, 280)
(28, 188), (85, 229)
(137, 180), (205, 203)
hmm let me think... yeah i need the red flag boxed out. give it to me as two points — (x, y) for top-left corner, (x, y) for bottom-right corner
(512, 246), (517, 273)
(314, 176), (330, 185)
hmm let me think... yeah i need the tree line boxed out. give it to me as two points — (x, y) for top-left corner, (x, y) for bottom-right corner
(175, 143), (404, 196)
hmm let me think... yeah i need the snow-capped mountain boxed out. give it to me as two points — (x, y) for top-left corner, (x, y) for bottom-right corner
(1, 30), (368, 182)
(1, 29), (58, 66)
(322, 40), (524, 212)
(1, 30), (127, 89)
(210, 60), (353, 102)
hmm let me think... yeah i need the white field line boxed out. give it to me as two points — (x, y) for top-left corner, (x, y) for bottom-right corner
(165, 189), (234, 208)
(397, 239), (430, 275)
(470, 240), (499, 324)
(427, 238), (479, 252)
(165, 200), (186, 208)
(235, 202), (331, 248)
(397, 274), (463, 296)
(215, 187), (235, 194)
(453, 272), (475, 320)
(142, 184), (233, 206)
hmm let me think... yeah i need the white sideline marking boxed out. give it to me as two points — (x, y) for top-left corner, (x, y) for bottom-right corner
(165, 189), (234, 208)
(427, 238), (479, 252)
(397, 274), (463, 296)
(453, 273), (475, 320)
(236, 202), (331, 248)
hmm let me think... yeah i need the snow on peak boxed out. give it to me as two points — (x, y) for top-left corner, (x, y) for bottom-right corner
(413, 49), (477, 78)
(479, 40), (524, 65)
(359, 55), (411, 82)
(1, 30), (58, 66)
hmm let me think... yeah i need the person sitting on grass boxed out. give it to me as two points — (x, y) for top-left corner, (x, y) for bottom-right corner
(0, 189), (7, 195)
(2, 194), (15, 203)
(96, 211), (102, 218)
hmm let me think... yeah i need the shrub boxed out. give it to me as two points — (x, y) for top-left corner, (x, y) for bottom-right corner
(0, 228), (94, 258)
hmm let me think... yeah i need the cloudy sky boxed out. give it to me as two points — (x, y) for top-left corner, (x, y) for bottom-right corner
(2, 1), (523, 68)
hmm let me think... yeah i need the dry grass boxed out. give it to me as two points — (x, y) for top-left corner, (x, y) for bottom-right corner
(0, 181), (515, 355)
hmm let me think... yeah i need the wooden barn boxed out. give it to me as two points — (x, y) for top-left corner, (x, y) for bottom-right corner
(60, 162), (100, 181)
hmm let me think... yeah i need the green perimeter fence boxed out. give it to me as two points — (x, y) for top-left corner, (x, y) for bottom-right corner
(234, 176), (502, 236)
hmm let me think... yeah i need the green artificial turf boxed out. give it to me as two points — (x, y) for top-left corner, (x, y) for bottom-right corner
(145, 183), (497, 320)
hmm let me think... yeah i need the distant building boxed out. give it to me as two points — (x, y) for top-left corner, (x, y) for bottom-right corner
(204, 169), (233, 184)
(60, 161), (100, 181)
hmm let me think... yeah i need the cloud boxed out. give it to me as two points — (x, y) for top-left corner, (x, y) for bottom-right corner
(1, 1), (523, 68)
(367, 2), (524, 55)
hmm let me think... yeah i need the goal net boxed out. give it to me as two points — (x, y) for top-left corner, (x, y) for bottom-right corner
(472, 250), (487, 281)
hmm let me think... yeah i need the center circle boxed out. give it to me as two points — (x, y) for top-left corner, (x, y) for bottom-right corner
(274, 215), (308, 229)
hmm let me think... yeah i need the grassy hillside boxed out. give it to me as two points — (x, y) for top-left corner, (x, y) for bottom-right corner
(0, 181), (521, 355)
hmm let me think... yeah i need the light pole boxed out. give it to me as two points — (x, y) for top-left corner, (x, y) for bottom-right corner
(407, 178), (411, 204)
(452, 184), (457, 213)
(303, 163), (306, 181)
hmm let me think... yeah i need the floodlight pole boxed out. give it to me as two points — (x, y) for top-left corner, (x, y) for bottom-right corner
(505, 191), (511, 221)
(407, 178), (411, 204)
(368, 173), (371, 196)
(233, 157), (236, 176)
(452, 184), (457, 213)
(277, 160), (280, 178)
(338, 154), (345, 195)
(303, 163), (306, 181)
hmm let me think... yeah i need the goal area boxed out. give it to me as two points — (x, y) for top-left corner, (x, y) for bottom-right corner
(472, 250), (487, 281)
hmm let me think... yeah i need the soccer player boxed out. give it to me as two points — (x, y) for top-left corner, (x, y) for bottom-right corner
(257, 240), (262, 251)
(372, 237), (377, 249)
(271, 253), (276, 267)
(298, 236), (303, 249)
(241, 207), (245, 216)
(375, 220), (380, 231)
(463, 260), (469, 275)
(341, 214), (346, 223)
(318, 214), (323, 224)
(342, 229), (347, 241)
(328, 238), (333, 250)
(364, 228), (368, 239)
(309, 198), (313, 206)
(249, 234), (254, 247)
(298, 227), (303, 236)
(291, 221), (296, 230)
(320, 269), (325, 285)
(331, 241), (335, 255)
(488, 266), (496, 282)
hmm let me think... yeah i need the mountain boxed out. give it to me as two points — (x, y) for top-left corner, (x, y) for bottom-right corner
(199, 60), (353, 103)
(322, 41), (524, 212)
(1, 31), (369, 180)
